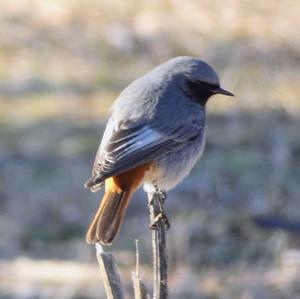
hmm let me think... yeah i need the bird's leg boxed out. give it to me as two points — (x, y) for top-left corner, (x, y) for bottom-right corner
(147, 190), (166, 208)
(156, 190), (167, 203)
(147, 185), (160, 209)
(149, 186), (170, 230)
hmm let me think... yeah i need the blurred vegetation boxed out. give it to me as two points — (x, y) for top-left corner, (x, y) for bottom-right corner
(0, 0), (300, 298)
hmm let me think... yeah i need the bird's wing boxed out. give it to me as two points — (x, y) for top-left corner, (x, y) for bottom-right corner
(85, 117), (204, 190)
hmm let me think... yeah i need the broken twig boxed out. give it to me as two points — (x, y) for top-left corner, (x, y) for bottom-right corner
(147, 190), (169, 299)
(95, 243), (124, 299)
(131, 239), (151, 299)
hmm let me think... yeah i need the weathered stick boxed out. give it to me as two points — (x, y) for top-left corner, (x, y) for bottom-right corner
(95, 243), (124, 299)
(94, 191), (169, 299)
(148, 190), (168, 299)
(131, 239), (151, 299)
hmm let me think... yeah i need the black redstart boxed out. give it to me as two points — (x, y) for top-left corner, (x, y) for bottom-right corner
(85, 56), (234, 245)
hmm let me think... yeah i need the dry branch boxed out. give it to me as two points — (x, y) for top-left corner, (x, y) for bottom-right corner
(95, 243), (124, 299)
(131, 240), (151, 299)
(94, 189), (169, 299)
(148, 190), (169, 299)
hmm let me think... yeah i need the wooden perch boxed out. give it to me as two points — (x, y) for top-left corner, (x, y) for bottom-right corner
(95, 243), (124, 299)
(148, 190), (169, 299)
(131, 239), (151, 299)
(94, 189), (169, 299)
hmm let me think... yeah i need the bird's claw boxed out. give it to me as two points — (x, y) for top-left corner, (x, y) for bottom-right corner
(148, 187), (170, 229)
(149, 212), (170, 230)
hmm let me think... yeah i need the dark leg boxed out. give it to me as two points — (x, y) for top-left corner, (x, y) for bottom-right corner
(148, 186), (170, 230)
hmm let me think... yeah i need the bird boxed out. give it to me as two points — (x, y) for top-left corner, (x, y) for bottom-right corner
(84, 56), (234, 245)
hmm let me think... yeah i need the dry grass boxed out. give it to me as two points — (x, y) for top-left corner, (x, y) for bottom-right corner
(2, 249), (300, 299)
(0, 0), (299, 121)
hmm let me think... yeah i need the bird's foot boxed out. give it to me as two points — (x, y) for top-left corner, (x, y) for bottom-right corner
(149, 212), (170, 230)
(148, 188), (170, 229)
(147, 188), (166, 207)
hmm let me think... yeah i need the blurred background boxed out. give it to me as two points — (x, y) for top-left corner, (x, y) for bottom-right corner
(0, 0), (300, 298)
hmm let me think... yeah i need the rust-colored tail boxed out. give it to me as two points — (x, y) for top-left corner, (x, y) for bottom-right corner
(86, 164), (150, 245)
(86, 189), (133, 245)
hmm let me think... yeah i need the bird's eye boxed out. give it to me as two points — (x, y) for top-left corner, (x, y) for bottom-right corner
(184, 80), (219, 105)
(188, 80), (219, 91)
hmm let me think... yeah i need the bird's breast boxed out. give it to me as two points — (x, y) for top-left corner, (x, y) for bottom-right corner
(143, 129), (206, 192)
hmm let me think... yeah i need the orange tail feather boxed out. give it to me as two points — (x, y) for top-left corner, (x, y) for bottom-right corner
(86, 189), (132, 245)
(86, 164), (150, 245)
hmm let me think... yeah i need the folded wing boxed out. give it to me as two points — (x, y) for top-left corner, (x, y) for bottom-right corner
(85, 117), (204, 191)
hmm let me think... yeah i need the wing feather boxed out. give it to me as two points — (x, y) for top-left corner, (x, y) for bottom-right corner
(85, 118), (204, 190)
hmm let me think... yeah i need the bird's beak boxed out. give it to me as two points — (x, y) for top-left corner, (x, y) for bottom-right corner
(213, 87), (234, 97)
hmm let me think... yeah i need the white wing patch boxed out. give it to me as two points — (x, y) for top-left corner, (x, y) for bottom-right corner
(103, 126), (164, 162)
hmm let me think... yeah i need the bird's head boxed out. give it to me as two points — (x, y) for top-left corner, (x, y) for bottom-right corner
(167, 56), (234, 106)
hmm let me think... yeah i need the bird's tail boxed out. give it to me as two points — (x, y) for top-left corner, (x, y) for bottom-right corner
(86, 164), (150, 245)
(86, 189), (133, 245)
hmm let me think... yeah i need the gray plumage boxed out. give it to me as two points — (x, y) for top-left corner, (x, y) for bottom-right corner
(85, 56), (233, 192)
